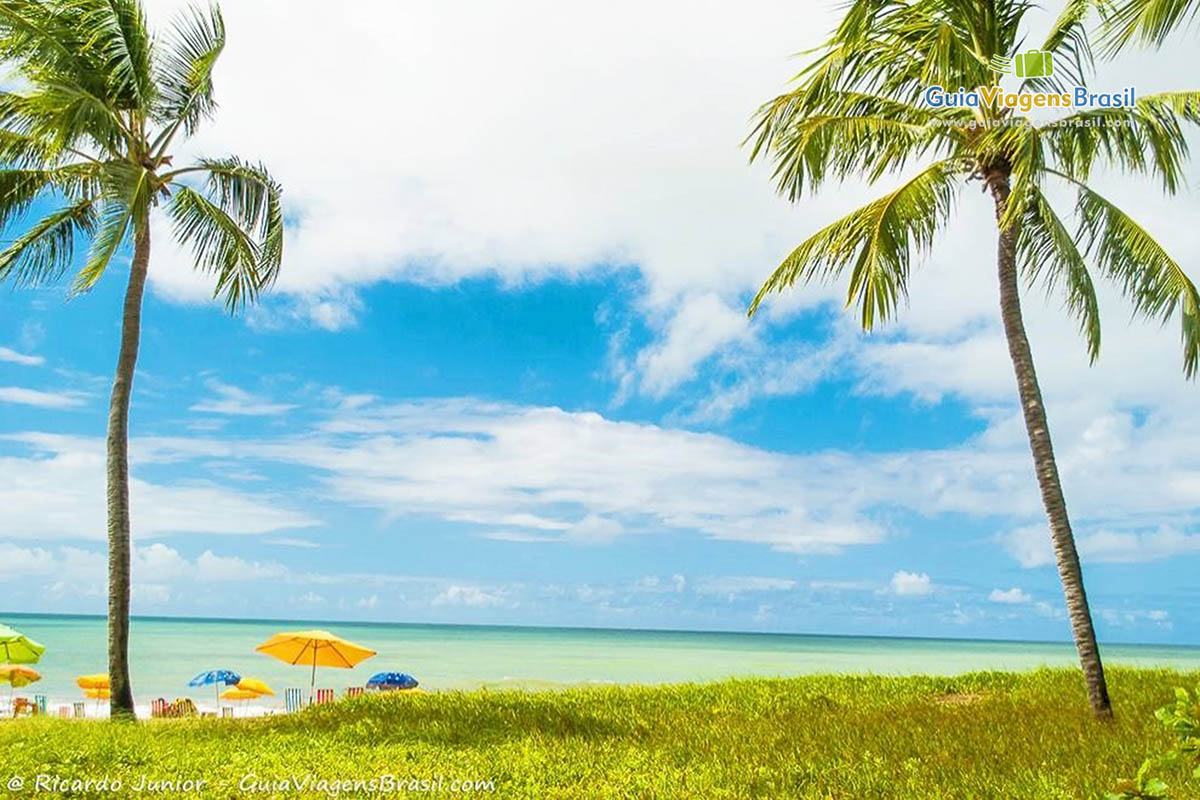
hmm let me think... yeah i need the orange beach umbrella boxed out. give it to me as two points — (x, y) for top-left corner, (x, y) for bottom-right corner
(254, 630), (375, 704)
(76, 674), (109, 690)
(236, 678), (275, 697)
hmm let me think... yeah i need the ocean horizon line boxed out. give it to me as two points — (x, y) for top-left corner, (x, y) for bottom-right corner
(4, 609), (1197, 652)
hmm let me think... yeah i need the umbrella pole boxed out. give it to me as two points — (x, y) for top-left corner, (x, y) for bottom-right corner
(309, 660), (316, 706)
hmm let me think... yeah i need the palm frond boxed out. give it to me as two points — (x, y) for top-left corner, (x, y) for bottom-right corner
(168, 186), (275, 311)
(1016, 187), (1101, 360)
(750, 90), (959, 200)
(0, 85), (130, 157)
(1025, 0), (1094, 92)
(1101, 0), (1199, 51)
(1064, 174), (1200, 377)
(153, 3), (225, 141)
(0, 161), (103, 230)
(183, 157), (283, 262)
(749, 159), (962, 328)
(0, 1), (110, 98)
(0, 198), (96, 286)
(72, 162), (150, 293)
(70, 0), (155, 110)
(1044, 91), (1200, 193)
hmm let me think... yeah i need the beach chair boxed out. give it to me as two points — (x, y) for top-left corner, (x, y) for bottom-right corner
(221, 707), (234, 719)
(12, 697), (33, 717)
(284, 688), (303, 713)
(57, 705), (71, 719)
(172, 698), (198, 718)
(346, 687), (364, 698)
(34, 695), (46, 715)
(73, 701), (86, 718)
(150, 698), (168, 718)
(315, 688), (334, 705)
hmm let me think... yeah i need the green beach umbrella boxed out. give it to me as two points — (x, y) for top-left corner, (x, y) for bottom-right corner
(0, 624), (46, 664)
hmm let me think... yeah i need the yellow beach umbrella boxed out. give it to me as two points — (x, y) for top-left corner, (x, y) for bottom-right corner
(76, 674), (109, 690)
(254, 630), (376, 704)
(0, 665), (41, 689)
(1, 665), (41, 717)
(236, 678), (275, 697)
(83, 687), (110, 700)
(220, 688), (260, 701)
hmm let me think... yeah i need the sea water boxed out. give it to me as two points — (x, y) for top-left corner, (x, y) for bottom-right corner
(4, 613), (1200, 715)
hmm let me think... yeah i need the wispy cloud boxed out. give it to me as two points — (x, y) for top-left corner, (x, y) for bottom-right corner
(0, 387), (85, 409)
(0, 347), (44, 366)
(190, 380), (296, 416)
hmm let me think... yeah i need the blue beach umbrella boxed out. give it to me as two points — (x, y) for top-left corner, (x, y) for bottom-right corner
(189, 669), (242, 709)
(366, 672), (418, 691)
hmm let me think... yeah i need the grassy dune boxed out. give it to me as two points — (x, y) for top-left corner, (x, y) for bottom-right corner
(2, 668), (1197, 798)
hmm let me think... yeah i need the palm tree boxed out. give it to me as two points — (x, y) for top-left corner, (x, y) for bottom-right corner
(746, 0), (1200, 718)
(0, 0), (283, 720)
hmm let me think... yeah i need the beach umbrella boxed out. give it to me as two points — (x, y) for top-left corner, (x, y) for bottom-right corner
(254, 630), (376, 705)
(82, 686), (109, 715)
(76, 674), (109, 690)
(189, 669), (242, 710)
(219, 687), (261, 716)
(366, 672), (419, 691)
(0, 625), (45, 664)
(0, 665), (41, 717)
(236, 678), (275, 697)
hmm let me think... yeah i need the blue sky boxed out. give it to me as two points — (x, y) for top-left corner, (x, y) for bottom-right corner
(2, 0), (1200, 644)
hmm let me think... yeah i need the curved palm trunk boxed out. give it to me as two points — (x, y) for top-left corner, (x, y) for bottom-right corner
(989, 174), (1112, 719)
(106, 222), (150, 721)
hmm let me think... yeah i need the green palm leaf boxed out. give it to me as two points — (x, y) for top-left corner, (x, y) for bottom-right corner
(1016, 188), (1102, 360)
(0, 198), (96, 286)
(169, 185), (275, 311)
(750, 159), (962, 328)
(1068, 177), (1200, 376)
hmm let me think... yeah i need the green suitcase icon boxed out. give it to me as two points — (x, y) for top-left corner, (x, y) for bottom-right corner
(1014, 49), (1053, 78)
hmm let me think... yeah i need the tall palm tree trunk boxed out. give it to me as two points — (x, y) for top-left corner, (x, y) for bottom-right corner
(989, 173), (1113, 719)
(106, 222), (150, 721)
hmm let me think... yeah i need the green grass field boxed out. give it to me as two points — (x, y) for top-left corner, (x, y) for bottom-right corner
(2, 668), (1197, 798)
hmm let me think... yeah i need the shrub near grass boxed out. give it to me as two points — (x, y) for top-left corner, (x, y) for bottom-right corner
(2, 669), (1198, 799)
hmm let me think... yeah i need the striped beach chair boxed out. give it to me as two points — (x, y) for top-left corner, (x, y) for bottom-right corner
(34, 695), (47, 715)
(221, 707), (234, 719)
(284, 688), (304, 713)
(315, 688), (334, 705)
(150, 698), (168, 718)
(345, 687), (364, 698)
(72, 701), (85, 718)
(57, 706), (71, 719)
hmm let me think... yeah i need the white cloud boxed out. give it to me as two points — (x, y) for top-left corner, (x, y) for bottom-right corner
(1002, 524), (1200, 568)
(189, 380), (296, 416)
(988, 587), (1032, 605)
(694, 576), (797, 597)
(433, 585), (506, 608)
(0, 544), (56, 577)
(263, 537), (320, 549)
(195, 550), (287, 582)
(0, 347), (44, 366)
(0, 387), (85, 409)
(888, 571), (933, 597)
(0, 433), (319, 540)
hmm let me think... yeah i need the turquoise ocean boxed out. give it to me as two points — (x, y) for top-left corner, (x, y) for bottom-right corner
(5, 613), (1200, 714)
